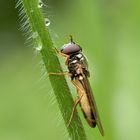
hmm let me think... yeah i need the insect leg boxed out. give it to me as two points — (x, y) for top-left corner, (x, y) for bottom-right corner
(54, 48), (70, 65)
(48, 72), (72, 77)
(54, 48), (69, 58)
(67, 80), (85, 127)
(67, 94), (83, 128)
(72, 80), (84, 93)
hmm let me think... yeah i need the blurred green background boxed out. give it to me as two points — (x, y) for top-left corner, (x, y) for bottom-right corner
(0, 0), (140, 140)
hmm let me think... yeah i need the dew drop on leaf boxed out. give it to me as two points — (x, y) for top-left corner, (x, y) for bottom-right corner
(38, 0), (44, 8)
(45, 18), (50, 26)
(36, 45), (42, 51)
(32, 32), (39, 39)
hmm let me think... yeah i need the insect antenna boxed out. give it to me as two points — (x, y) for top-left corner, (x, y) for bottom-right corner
(69, 35), (75, 44)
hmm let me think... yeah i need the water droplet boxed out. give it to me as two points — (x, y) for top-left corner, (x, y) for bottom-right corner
(36, 45), (42, 51)
(45, 18), (50, 26)
(32, 32), (39, 39)
(38, 0), (44, 8)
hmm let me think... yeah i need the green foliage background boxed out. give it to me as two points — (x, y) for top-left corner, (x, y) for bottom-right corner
(0, 0), (140, 140)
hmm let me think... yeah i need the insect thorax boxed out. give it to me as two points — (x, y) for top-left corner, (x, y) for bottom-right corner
(68, 53), (90, 79)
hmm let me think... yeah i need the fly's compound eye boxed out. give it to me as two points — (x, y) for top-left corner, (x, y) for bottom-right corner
(60, 43), (82, 55)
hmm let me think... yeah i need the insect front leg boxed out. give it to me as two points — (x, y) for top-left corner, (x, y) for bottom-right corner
(55, 48), (69, 57)
(54, 48), (70, 65)
(48, 71), (72, 77)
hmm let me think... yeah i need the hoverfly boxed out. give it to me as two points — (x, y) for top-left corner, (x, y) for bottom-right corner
(49, 36), (104, 136)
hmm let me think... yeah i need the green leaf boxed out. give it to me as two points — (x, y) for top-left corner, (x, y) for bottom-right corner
(16, 0), (87, 139)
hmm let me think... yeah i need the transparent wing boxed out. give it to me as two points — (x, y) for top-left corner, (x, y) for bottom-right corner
(81, 77), (104, 136)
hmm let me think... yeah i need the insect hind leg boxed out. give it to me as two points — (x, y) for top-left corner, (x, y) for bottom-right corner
(67, 80), (85, 127)
(67, 94), (83, 128)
